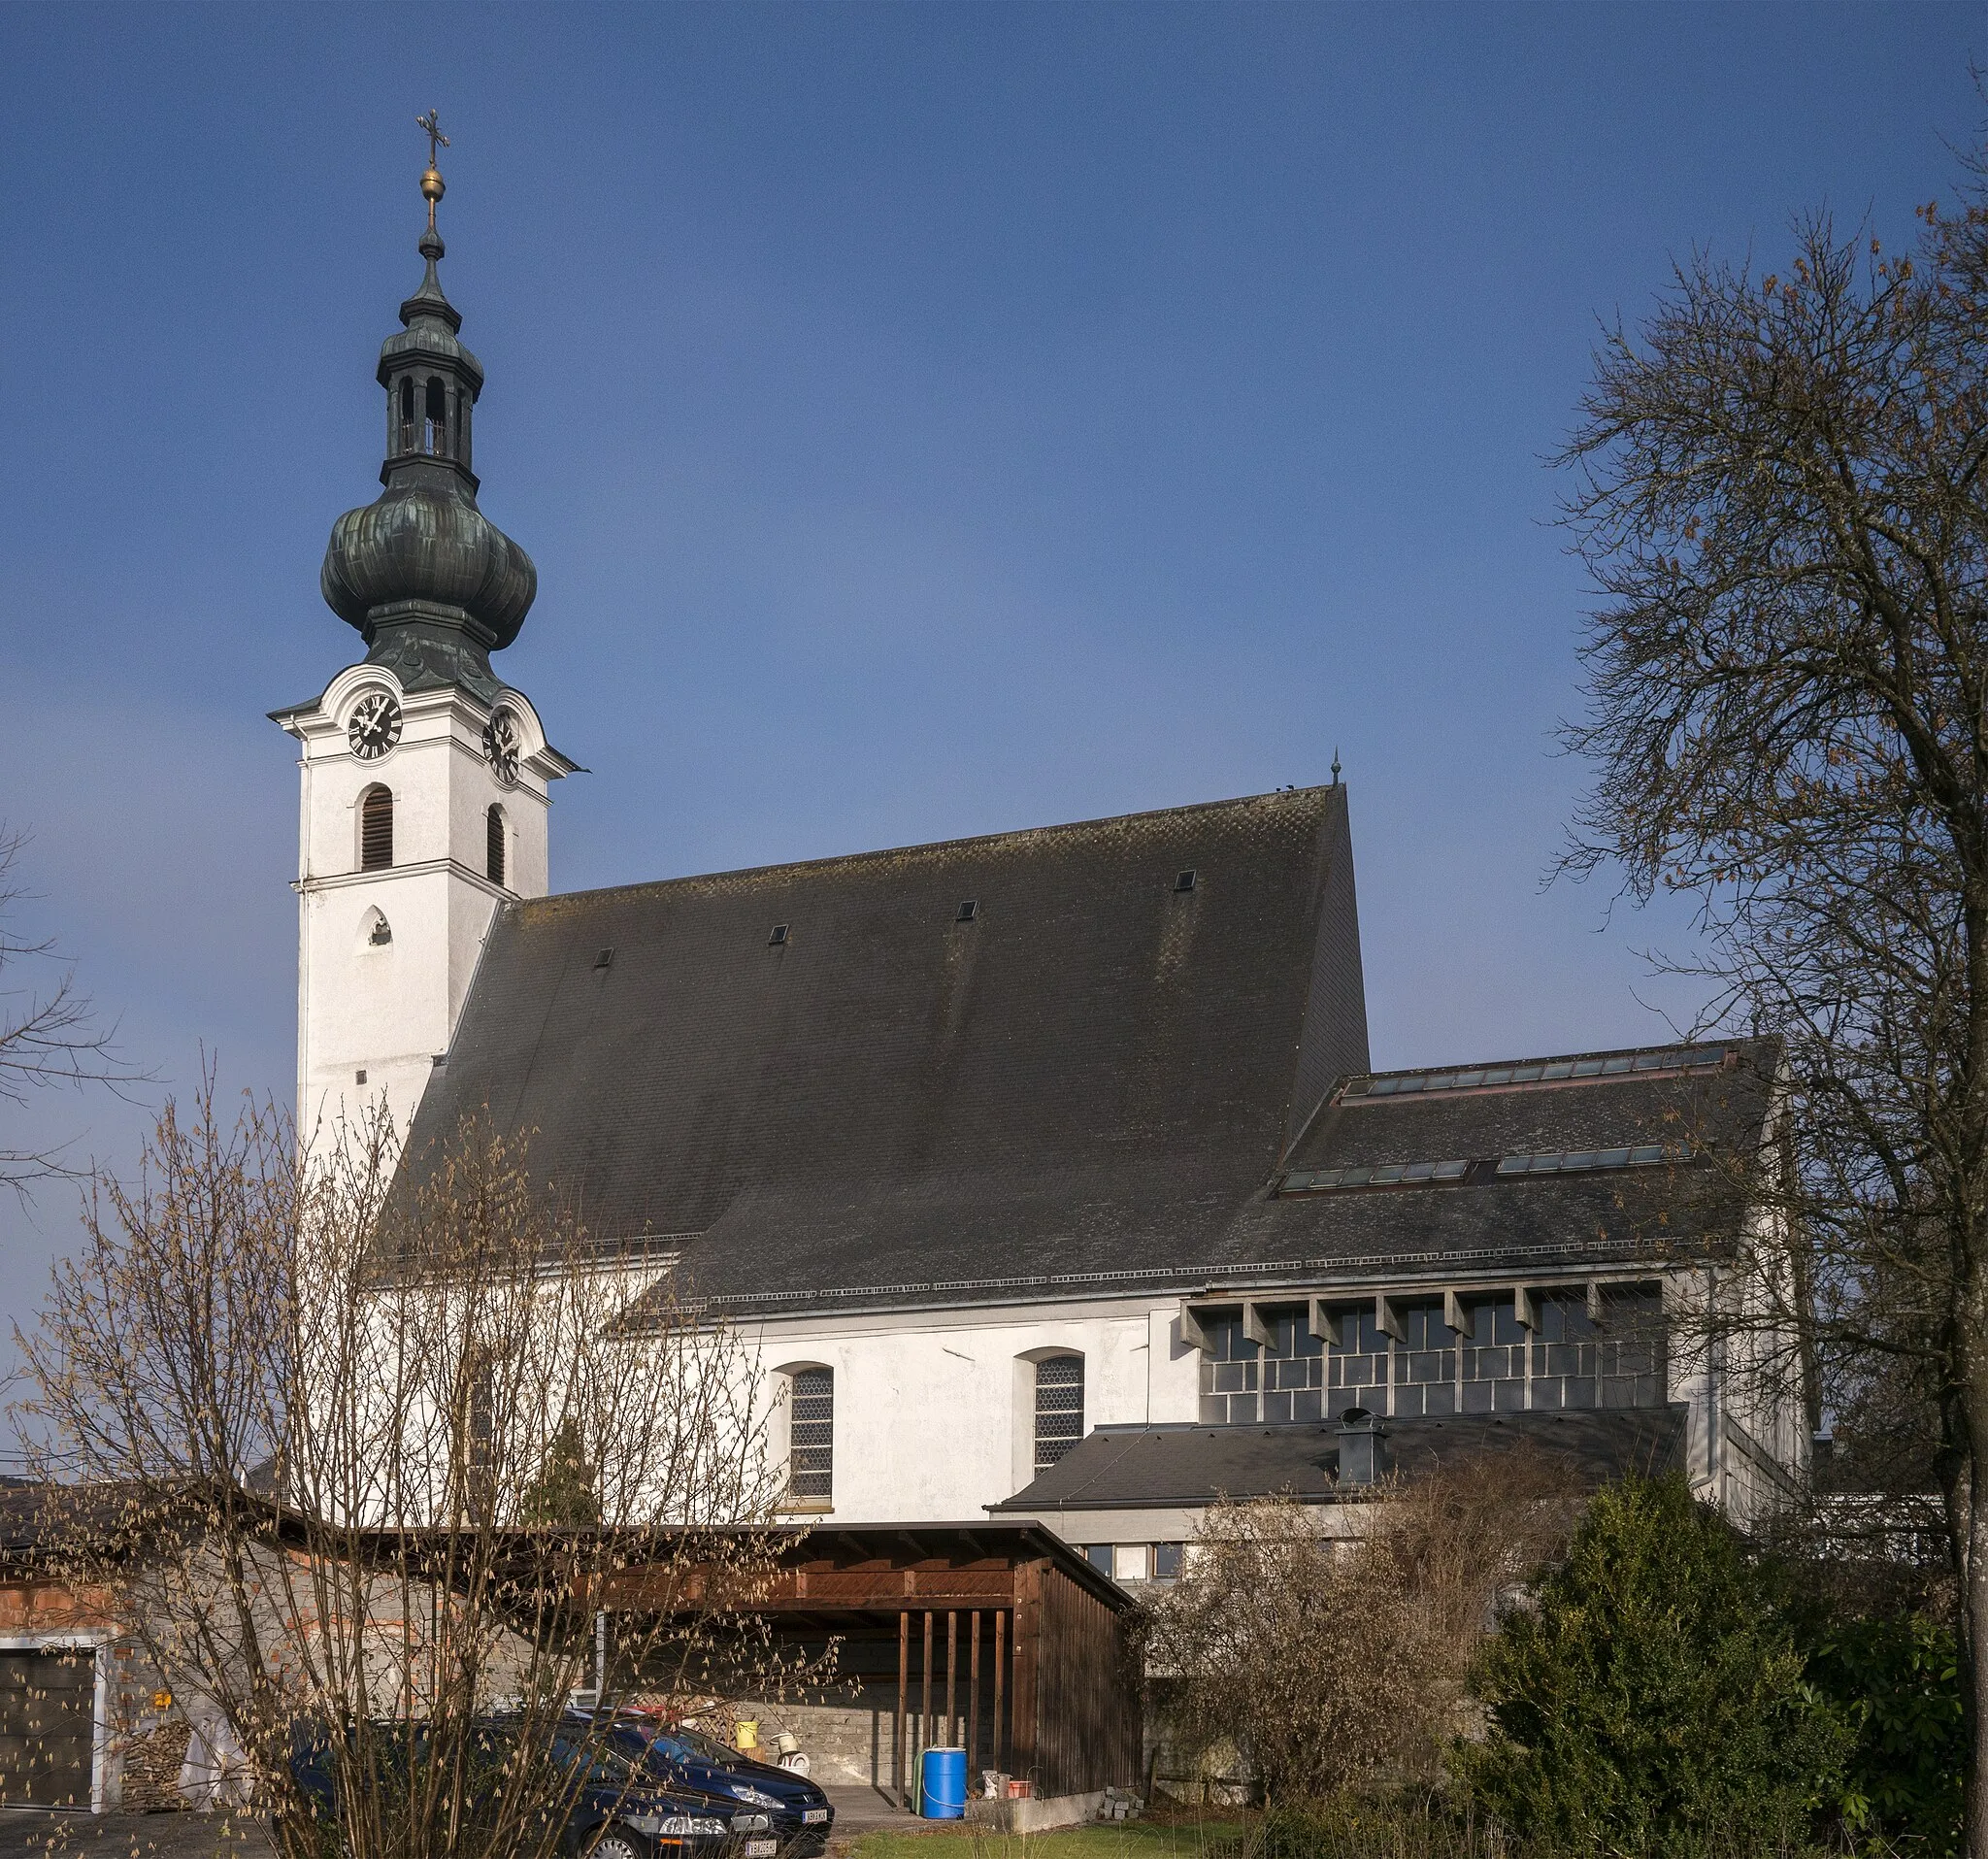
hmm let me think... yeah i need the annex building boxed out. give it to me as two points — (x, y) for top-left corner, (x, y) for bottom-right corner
(274, 153), (1812, 1593)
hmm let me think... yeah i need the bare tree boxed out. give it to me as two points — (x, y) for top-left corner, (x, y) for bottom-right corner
(1556, 126), (1988, 1854)
(0, 823), (146, 1197)
(13, 1083), (820, 1859)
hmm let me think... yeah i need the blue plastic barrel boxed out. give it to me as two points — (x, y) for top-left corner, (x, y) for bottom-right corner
(919, 1746), (967, 1819)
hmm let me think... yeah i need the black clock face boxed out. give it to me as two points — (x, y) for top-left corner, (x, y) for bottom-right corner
(348, 692), (403, 761)
(483, 708), (522, 785)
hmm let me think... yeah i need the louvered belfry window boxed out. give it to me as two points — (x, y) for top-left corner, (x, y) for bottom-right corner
(1035, 1355), (1084, 1471)
(486, 805), (506, 886)
(360, 785), (393, 871)
(789, 1369), (834, 1503)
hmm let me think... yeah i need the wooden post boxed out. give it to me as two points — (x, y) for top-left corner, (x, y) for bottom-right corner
(920, 1610), (933, 1787)
(967, 1611), (981, 1773)
(944, 1610), (958, 1745)
(1009, 1562), (1044, 1788)
(992, 1608), (1007, 1772)
(897, 1610), (910, 1809)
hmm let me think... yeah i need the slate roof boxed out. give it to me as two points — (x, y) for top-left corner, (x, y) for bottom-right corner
(404, 776), (1778, 1320)
(1207, 1038), (1779, 1289)
(405, 786), (1369, 1313)
(990, 1408), (1690, 1512)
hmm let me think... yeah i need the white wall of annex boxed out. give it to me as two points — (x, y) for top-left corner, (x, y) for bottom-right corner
(740, 1298), (1203, 1522)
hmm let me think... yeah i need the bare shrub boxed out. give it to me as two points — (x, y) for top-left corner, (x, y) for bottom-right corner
(1380, 1444), (1590, 1643)
(1141, 1494), (1429, 1804)
(1143, 1451), (1587, 1806)
(13, 1081), (819, 1859)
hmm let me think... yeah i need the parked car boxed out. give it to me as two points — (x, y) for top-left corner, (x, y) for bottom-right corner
(284, 1714), (826, 1859)
(603, 1720), (834, 1859)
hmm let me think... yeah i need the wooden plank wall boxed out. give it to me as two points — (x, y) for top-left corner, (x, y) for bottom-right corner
(1028, 1560), (1142, 1797)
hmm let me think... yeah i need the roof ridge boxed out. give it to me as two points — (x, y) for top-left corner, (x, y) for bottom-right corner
(514, 784), (1342, 914)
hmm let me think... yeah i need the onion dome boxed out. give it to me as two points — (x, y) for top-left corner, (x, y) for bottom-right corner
(320, 119), (537, 700)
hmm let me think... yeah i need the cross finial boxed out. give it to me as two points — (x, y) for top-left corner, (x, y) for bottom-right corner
(418, 110), (449, 170)
(416, 110), (449, 233)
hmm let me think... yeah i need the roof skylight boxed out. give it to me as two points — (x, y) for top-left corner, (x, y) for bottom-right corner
(1342, 1043), (1727, 1102)
(1278, 1143), (1681, 1196)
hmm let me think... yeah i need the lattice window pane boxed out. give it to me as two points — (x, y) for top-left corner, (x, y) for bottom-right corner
(1035, 1355), (1084, 1470)
(789, 1368), (834, 1501)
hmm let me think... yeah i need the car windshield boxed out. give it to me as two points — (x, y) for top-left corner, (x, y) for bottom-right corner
(625, 1724), (739, 1769)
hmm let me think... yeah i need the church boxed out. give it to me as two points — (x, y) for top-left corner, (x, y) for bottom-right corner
(273, 147), (1812, 1577)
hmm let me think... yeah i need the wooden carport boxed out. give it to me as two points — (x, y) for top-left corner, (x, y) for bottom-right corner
(613, 1523), (1141, 1805)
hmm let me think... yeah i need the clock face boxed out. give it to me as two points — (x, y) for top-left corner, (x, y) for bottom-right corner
(348, 691), (403, 761)
(482, 707), (522, 785)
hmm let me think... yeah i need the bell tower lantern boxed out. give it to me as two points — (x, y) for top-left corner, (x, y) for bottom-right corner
(273, 116), (576, 1152)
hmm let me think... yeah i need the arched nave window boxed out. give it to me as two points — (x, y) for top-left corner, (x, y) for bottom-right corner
(788, 1367), (834, 1504)
(1034, 1355), (1084, 1471)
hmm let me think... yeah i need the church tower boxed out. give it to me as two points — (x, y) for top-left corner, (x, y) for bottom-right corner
(274, 119), (575, 1149)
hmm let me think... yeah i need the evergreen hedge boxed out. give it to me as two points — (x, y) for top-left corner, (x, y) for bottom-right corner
(1454, 1473), (1849, 1857)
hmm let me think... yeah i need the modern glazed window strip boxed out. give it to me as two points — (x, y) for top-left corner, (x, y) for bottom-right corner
(1193, 1287), (1668, 1425)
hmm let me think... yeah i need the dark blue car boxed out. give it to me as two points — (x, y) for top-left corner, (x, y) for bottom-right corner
(601, 1721), (833, 1859)
(284, 1714), (832, 1859)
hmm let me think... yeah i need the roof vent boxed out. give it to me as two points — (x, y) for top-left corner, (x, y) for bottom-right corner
(956, 899), (978, 923)
(593, 948), (614, 970)
(1175, 869), (1198, 893)
(769, 923), (789, 946)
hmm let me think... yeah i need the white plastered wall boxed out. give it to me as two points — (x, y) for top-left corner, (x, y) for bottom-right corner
(732, 1296), (1202, 1522)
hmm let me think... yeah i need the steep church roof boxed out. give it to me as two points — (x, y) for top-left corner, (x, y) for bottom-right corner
(400, 783), (1369, 1306)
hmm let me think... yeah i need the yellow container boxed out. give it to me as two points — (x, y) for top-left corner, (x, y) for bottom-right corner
(735, 1719), (759, 1751)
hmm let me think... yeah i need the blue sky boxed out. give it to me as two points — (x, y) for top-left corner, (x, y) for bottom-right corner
(0, 2), (1980, 1355)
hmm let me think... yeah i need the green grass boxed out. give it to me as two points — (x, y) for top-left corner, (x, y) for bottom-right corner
(846, 1813), (1246, 1859)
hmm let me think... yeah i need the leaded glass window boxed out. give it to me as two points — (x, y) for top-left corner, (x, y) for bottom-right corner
(789, 1368), (834, 1502)
(1035, 1355), (1084, 1469)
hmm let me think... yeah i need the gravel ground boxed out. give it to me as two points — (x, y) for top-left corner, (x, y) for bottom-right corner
(0, 1792), (905, 1859)
(0, 1813), (271, 1859)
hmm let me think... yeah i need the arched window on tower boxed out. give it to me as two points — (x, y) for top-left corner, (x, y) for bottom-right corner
(486, 804), (507, 887)
(398, 378), (416, 455)
(360, 785), (393, 871)
(424, 377), (447, 456)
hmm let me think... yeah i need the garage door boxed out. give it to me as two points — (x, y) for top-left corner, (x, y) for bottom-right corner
(0, 1648), (96, 1808)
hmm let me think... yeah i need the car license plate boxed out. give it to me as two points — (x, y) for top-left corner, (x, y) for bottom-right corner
(746, 1842), (778, 1856)
(802, 1810), (827, 1825)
